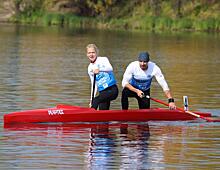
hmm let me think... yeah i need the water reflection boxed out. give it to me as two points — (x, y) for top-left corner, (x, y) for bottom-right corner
(2, 123), (90, 169)
(88, 123), (150, 169)
(3, 122), (220, 169)
(3, 123), (150, 169)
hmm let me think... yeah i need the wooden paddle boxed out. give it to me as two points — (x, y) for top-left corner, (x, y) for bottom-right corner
(146, 95), (220, 122)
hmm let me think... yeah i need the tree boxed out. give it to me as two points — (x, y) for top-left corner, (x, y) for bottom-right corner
(13, 0), (23, 15)
(150, 0), (161, 16)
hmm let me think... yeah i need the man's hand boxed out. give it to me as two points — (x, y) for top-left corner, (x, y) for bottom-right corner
(136, 89), (144, 98)
(169, 102), (176, 110)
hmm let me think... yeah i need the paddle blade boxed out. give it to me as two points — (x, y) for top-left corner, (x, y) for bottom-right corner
(205, 117), (220, 122)
(148, 96), (219, 123)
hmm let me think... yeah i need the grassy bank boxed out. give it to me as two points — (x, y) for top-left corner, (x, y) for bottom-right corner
(5, 0), (219, 32)
(10, 11), (220, 33)
(9, 11), (96, 28)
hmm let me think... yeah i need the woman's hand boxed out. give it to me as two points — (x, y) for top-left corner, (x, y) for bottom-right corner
(93, 68), (99, 74)
(89, 100), (92, 108)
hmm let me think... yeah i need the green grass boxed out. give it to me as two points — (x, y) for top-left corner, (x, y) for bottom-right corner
(8, 10), (220, 33)
(139, 16), (156, 31)
(154, 17), (173, 31)
(193, 18), (219, 31)
(172, 18), (193, 31)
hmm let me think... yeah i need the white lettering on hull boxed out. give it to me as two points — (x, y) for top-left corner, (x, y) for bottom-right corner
(48, 109), (64, 115)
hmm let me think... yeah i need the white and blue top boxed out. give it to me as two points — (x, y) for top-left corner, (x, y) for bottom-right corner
(122, 61), (169, 91)
(88, 57), (116, 99)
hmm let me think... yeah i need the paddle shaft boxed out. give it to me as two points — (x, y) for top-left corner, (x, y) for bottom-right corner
(146, 96), (214, 122)
(91, 74), (96, 104)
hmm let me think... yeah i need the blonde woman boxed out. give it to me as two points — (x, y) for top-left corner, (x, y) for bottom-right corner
(86, 44), (118, 110)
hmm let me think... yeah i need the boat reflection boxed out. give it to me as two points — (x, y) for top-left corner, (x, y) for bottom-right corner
(87, 123), (150, 169)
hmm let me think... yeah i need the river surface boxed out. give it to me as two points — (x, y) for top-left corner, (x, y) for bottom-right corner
(0, 23), (220, 169)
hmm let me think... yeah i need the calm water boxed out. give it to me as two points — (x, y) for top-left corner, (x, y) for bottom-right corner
(0, 23), (220, 169)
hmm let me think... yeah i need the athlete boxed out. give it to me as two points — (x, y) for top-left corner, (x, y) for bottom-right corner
(121, 52), (176, 110)
(87, 44), (118, 110)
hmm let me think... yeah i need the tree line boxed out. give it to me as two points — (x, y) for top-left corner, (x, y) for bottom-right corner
(5, 0), (219, 18)
(1, 0), (219, 32)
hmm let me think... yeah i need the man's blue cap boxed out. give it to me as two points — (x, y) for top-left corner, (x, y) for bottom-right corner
(138, 52), (150, 62)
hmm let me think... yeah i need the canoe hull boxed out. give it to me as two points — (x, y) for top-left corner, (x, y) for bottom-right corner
(3, 105), (212, 125)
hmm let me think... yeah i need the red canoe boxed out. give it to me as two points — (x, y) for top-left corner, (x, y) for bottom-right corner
(3, 104), (212, 125)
